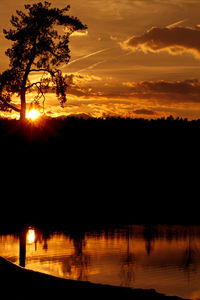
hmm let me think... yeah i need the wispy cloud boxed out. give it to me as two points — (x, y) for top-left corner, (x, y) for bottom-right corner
(77, 60), (107, 72)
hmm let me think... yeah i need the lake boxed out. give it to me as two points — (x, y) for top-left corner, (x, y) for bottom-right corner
(0, 224), (200, 299)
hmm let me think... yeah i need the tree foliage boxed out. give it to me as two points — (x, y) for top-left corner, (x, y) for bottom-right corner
(0, 1), (87, 120)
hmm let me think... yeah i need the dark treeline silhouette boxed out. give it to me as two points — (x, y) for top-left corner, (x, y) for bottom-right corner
(0, 116), (199, 230)
(0, 115), (200, 154)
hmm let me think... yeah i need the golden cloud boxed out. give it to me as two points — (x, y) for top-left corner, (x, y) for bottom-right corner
(122, 26), (200, 58)
(123, 79), (200, 103)
(66, 77), (200, 105)
(71, 30), (88, 37)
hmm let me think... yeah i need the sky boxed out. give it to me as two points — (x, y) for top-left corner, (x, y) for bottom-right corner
(1, 0), (200, 119)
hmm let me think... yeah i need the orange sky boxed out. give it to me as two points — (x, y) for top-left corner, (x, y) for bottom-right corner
(1, 0), (200, 119)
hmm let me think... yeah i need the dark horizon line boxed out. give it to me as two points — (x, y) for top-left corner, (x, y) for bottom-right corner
(0, 114), (199, 122)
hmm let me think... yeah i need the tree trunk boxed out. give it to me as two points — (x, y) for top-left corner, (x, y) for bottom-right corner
(19, 40), (37, 121)
(20, 90), (26, 121)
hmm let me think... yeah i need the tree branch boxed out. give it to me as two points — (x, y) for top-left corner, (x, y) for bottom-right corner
(26, 81), (43, 90)
(30, 69), (55, 76)
(0, 96), (20, 113)
(31, 82), (47, 114)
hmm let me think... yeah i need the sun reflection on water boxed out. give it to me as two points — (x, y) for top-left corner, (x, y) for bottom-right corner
(26, 229), (35, 244)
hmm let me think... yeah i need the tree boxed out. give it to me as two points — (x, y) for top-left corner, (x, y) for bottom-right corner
(0, 1), (87, 120)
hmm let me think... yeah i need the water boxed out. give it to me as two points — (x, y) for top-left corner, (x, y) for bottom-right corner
(0, 224), (200, 299)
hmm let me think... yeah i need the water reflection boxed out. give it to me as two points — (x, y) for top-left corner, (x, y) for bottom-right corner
(1, 225), (200, 299)
(19, 228), (37, 267)
(19, 229), (26, 267)
(182, 227), (198, 285)
(67, 229), (90, 281)
(27, 229), (35, 244)
(120, 228), (135, 287)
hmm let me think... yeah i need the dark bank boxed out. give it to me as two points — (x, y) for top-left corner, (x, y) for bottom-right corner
(0, 257), (188, 300)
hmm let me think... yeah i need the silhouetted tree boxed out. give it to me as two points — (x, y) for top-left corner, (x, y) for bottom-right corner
(0, 1), (87, 120)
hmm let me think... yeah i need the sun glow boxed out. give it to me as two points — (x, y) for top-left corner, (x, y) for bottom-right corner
(26, 109), (41, 120)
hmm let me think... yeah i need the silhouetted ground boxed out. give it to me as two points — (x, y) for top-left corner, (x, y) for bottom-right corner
(0, 116), (199, 229)
(0, 257), (189, 300)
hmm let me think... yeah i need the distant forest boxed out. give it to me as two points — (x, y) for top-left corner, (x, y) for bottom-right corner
(1, 115), (200, 156)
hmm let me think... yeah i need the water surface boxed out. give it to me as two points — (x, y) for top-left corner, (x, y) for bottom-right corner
(0, 225), (200, 299)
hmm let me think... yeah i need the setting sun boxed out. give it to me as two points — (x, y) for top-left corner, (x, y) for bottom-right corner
(26, 109), (41, 120)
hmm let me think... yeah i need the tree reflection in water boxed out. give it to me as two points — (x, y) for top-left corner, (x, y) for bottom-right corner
(19, 227), (53, 267)
(120, 228), (135, 287)
(64, 230), (90, 281)
(182, 226), (198, 284)
(19, 227), (90, 280)
(143, 225), (158, 256)
(19, 229), (26, 267)
(15, 223), (200, 299)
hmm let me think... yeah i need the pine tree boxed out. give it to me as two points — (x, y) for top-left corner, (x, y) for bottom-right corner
(0, 1), (87, 120)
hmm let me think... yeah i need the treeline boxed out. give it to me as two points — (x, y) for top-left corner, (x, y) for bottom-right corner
(0, 115), (200, 154)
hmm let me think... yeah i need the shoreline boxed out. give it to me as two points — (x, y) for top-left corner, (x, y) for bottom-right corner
(0, 257), (189, 299)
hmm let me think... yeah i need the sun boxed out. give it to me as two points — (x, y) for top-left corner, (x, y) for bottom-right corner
(26, 109), (41, 120)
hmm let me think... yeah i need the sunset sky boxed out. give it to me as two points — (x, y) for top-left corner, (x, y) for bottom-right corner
(1, 0), (200, 119)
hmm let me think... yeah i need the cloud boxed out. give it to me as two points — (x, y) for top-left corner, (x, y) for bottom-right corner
(123, 79), (200, 103)
(134, 109), (156, 115)
(67, 76), (200, 105)
(65, 73), (103, 98)
(70, 30), (88, 37)
(122, 26), (200, 59)
(27, 76), (200, 119)
(67, 73), (102, 83)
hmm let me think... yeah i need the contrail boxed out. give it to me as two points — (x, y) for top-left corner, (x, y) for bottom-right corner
(77, 60), (107, 73)
(166, 19), (187, 29)
(67, 48), (110, 66)
(75, 49), (133, 73)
